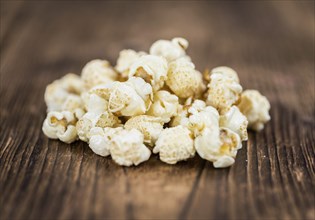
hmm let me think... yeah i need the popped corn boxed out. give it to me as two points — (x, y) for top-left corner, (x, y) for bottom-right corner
(44, 73), (84, 112)
(149, 37), (190, 62)
(83, 92), (109, 113)
(210, 66), (240, 83)
(42, 111), (79, 143)
(147, 90), (179, 123)
(81, 59), (117, 89)
(76, 93), (121, 142)
(89, 127), (122, 157)
(170, 99), (216, 129)
(107, 77), (153, 116)
(129, 55), (168, 91)
(237, 90), (271, 131)
(124, 115), (164, 146)
(166, 58), (205, 98)
(42, 37), (271, 168)
(115, 49), (146, 78)
(76, 109), (121, 141)
(195, 127), (242, 168)
(169, 104), (189, 127)
(110, 128), (151, 166)
(153, 126), (195, 164)
(206, 69), (243, 113)
(182, 100), (220, 137)
(219, 106), (248, 141)
(61, 94), (84, 112)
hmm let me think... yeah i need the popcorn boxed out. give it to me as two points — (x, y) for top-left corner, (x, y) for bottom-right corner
(237, 90), (271, 131)
(206, 70), (242, 113)
(219, 106), (248, 141)
(76, 93), (121, 142)
(149, 37), (190, 62)
(181, 100), (220, 137)
(210, 66), (240, 83)
(169, 104), (189, 127)
(153, 126), (195, 164)
(86, 84), (112, 104)
(89, 127), (122, 157)
(42, 111), (78, 143)
(76, 110), (121, 141)
(107, 77), (153, 116)
(125, 115), (164, 146)
(147, 90), (179, 123)
(110, 128), (151, 166)
(195, 127), (242, 168)
(81, 59), (117, 89)
(61, 94), (84, 112)
(83, 92), (108, 113)
(170, 100), (217, 130)
(42, 37), (271, 168)
(129, 55), (168, 91)
(166, 58), (205, 98)
(115, 49), (146, 78)
(126, 76), (153, 107)
(44, 73), (84, 112)
(76, 117), (93, 142)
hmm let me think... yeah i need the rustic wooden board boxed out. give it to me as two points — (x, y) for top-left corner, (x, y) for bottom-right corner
(0, 1), (314, 219)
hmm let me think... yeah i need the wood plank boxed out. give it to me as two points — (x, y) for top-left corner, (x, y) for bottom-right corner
(0, 1), (314, 220)
(0, 1), (24, 44)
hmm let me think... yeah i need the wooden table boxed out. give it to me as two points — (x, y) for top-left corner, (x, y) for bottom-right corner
(1, 1), (314, 219)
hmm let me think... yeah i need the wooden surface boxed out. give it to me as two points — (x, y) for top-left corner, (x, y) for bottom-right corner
(0, 1), (314, 220)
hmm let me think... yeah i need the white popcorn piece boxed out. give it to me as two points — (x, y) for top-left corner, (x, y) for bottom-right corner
(42, 111), (78, 144)
(147, 90), (179, 123)
(153, 126), (195, 164)
(188, 99), (206, 111)
(44, 73), (84, 112)
(237, 90), (271, 131)
(181, 100), (220, 137)
(172, 37), (189, 50)
(81, 59), (117, 89)
(88, 127), (122, 157)
(107, 77), (153, 116)
(73, 108), (86, 119)
(57, 125), (77, 144)
(59, 73), (85, 94)
(170, 100), (218, 130)
(86, 84), (112, 105)
(76, 93), (121, 142)
(61, 94), (84, 112)
(115, 49), (146, 78)
(110, 128), (151, 166)
(129, 55), (168, 91)
(195, 127), (242, 168)
(172, 100), (201, 126)
(83, 93), (109, 113)
(170, 104), (189, 127)
(76, 110), (121, 142)
(219, 106), (248, 141)
(206, 73), (242, 113)
(76, 117), (93, 142)
(149, 37), (190, 62)
(166, 58), (206, 98)
(109, 82), (145, 115)
(124, 115), (164, 146)
(126, 76), (153, 108)
(210, 66), (240, 83)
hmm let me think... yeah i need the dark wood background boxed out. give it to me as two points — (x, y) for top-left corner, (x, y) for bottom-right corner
(0, 1), (314, 220)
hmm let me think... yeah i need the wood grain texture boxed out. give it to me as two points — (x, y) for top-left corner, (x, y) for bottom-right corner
(0, 1), (314, 220)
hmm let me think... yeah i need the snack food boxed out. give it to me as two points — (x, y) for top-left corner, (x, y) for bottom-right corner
(42, 38), (271, 167)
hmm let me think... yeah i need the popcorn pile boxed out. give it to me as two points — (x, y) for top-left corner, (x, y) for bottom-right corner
(42, 38), (271, 168)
